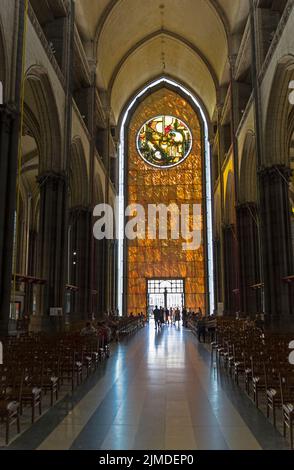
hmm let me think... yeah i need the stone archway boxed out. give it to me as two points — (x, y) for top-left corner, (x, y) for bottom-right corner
(223, 171), (238, 314)
(0, 17), (8, 102)
(92, 175), (106, 317)
(237, 132), (262, 316)
(25, 67), (62, 173)
(68, 138), (91, 320)
(260, 57), (294, 320)
(18, 67), (66, 330)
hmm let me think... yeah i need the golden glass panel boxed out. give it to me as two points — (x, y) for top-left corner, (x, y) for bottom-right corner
(126, 88), (205, 314)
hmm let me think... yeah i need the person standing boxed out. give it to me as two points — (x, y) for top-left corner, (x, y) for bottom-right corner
(175, 307), (180, 327)
(170, 307), (174, 325)
(182, 306), (187, 327)
(153, 306), (159, 329)
(197, 316), (206, 343)
(165, 307), (170, 325)
(159, 307), (164, 326)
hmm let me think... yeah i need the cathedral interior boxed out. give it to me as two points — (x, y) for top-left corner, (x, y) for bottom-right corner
(0, 0), (294, 453)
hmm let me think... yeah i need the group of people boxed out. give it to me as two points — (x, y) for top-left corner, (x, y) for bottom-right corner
(152, 306), (203, 330)
(80, 317), (116, 345)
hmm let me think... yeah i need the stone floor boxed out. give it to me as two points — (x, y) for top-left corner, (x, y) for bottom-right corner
(4, 322), (289, 450)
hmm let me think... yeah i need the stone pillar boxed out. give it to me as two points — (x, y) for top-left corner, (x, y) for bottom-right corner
(69, 207), (91, 321)
(223, 224), (239, 315)
(24, 229), (38, 316)
(91, 237), (104, 318)
(32, 172), (67, 330)
(213, 238), (222, 310)
(0, 105), (19, 335)
(259, 165), (294, 323)
(237, 203), (262, 316)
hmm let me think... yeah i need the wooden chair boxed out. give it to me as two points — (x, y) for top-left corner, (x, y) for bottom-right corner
(265, 366), (284, 427)
(21, 364), (43, 424)
(280, 373), (294, 449)
(0, 371), (23, 445)
(42, 356), (60, 406)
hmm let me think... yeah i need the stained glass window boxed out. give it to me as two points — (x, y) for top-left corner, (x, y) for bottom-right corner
(137, 115), (192, 168)
(127, 89), (205, 315)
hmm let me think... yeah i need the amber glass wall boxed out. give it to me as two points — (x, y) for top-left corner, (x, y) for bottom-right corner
(127, 88), (205, 314)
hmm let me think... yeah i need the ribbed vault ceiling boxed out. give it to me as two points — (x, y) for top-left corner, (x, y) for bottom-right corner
(75, 0), (249, 122)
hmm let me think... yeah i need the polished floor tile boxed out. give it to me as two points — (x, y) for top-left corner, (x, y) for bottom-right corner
(9, 322), (289, 450)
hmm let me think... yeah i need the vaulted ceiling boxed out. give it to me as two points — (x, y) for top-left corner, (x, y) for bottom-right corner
(75, 0), (249, 122)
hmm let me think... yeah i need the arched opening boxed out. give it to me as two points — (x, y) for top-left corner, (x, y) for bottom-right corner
(239, 132), (257, 204)
(67, 138), (90, 321)
(238, 132), (262, 316)
(223, 171), (238, 315)
(92, 174), (105, 317)
(11, 68), (65, 331)
(117, 78), (214, 316)
(261, 57), (294, 317)
(0, 18), (7, 103)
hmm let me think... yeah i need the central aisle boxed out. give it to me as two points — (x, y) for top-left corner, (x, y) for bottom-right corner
(12, 323), (287, 450)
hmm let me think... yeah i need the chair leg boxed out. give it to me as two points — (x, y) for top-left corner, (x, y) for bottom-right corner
(283, 418), (286, 438)
(32, 401), (35, 424)
(273, 405), (276, 428)
(290, 419), (293, 450)
(255, 389), (259, 408)
(5, 417), (9, 446)
(17, 411), (21, 434)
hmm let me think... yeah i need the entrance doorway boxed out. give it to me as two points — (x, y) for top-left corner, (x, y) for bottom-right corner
(147, 279), (185, 316)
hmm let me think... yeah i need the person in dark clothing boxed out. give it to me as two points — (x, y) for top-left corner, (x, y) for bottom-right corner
(197, 317), (206, 343)
(182, 307), (187, 327)
(165, 308), (170, 325)
(153, 306), (160, 329)
(175, 307), (181, 327)
(159, 307), (165, 325)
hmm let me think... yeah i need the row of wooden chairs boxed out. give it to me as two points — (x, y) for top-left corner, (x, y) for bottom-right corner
(212, 319), (294, 449)
(0, 332), (109, 445)
(116, 316), (145, 339)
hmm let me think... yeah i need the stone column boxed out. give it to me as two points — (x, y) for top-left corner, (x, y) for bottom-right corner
(223, 224), (239, 315)
(213, 237), (222, 310)
(90, 237), (104, 318)
(0, 105), (19, 334)
(237, 203), (262, 316)
(32, 172), (67, 330)
(24, 229), (38, 316)
(69, 207), (91, 321)
(259, 165), (294, 323)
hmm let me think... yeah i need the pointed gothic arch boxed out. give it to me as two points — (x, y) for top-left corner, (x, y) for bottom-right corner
(69, 138), (89, 208)
(24, 66), (62, 173)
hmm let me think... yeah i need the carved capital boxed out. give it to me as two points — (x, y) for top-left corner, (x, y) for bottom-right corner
(37, 171), (67, 187)
(259, 165), (292, 182)
(69, 205), (92, 216)
(0, 104), (18, 131)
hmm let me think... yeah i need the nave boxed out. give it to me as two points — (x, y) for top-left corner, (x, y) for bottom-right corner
(7, 324), (288, 451)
